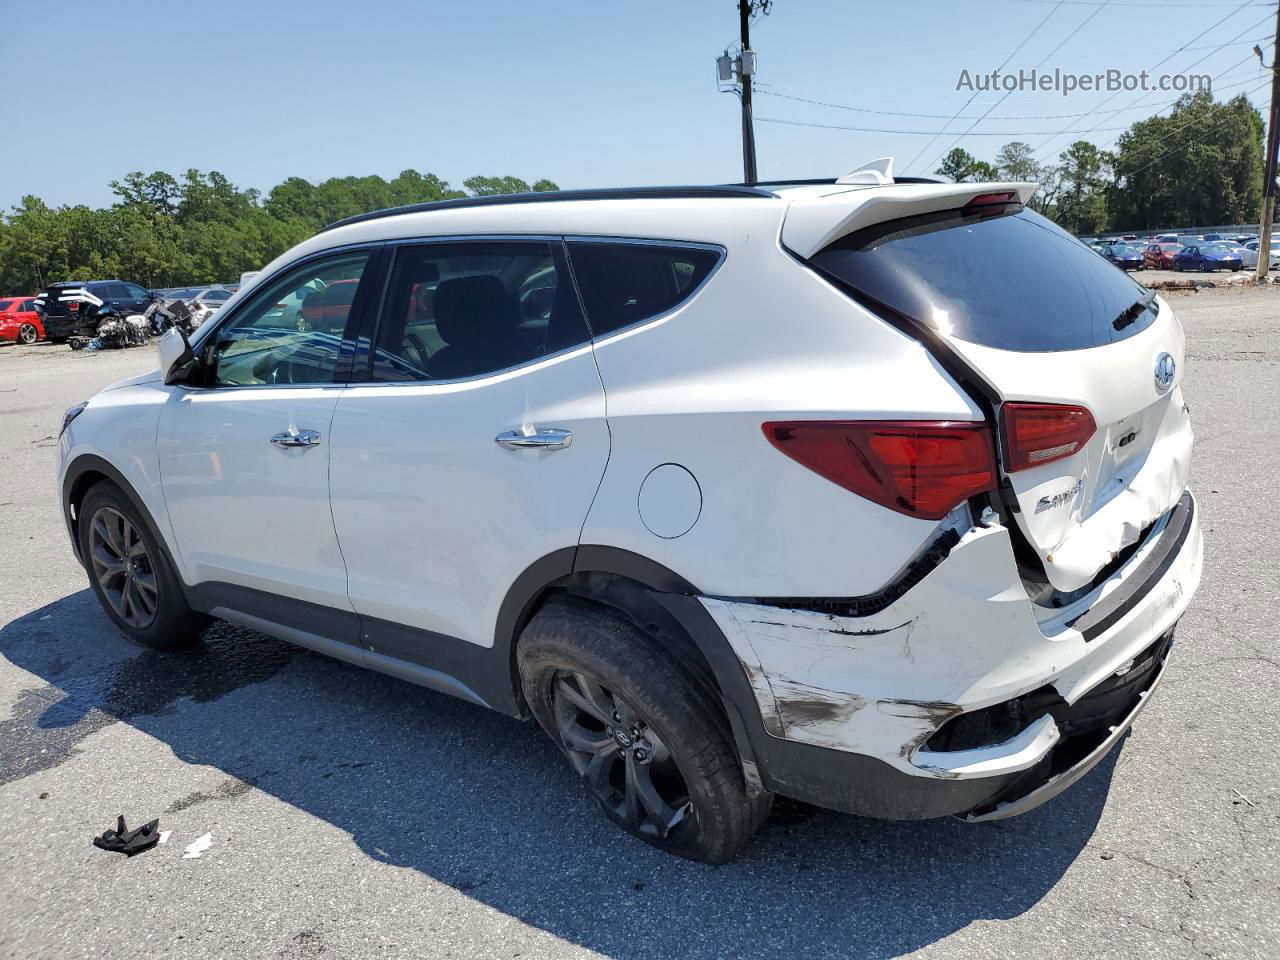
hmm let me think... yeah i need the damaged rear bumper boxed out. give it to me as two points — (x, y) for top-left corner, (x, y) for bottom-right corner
(665, 492), (1201, 821)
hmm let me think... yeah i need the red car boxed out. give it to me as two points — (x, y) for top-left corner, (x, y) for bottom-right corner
(1143, 242), (1183, 270)
(0, 296), (44, 344)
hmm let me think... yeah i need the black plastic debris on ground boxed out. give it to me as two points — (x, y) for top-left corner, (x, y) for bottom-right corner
(93, 815), (160, 856)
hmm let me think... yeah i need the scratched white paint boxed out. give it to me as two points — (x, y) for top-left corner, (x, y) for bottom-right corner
(702, 503), (1203, 780)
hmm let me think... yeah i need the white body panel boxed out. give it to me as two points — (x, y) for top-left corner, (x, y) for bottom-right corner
(58, 378), (181, 575)
(328, 346), (608, 647)
(155, 386), (351, 608)
(947, 298), (1192, 592)
(578, 230), (981, 597)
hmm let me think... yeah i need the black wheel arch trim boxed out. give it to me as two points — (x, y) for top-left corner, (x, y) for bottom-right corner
(62, 455), (194, 606)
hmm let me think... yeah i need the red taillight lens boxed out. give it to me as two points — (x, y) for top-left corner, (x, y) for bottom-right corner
(762, 420), (997, 520)
(1002, 402), (1096, 472)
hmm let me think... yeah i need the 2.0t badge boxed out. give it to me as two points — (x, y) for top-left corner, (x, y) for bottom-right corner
(1154, 352), (1176, 392)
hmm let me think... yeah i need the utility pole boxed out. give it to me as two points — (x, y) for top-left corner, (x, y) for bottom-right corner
(717, 2), (769, 184)
(1255, 3), (1280, 281)
(738, 0), (758, 184)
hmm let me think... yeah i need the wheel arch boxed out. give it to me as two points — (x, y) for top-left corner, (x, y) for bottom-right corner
(498, 546), (766, 790)
(62, 455), (189, 603)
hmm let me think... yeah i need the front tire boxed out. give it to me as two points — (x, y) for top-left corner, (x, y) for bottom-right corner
(518, 597), (771, 863)
(79, 481), (208, 649)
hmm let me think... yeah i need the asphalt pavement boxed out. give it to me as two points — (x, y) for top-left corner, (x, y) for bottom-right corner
(0, 287), (1277, 960)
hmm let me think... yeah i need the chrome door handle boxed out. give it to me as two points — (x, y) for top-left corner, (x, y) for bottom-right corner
(495, 428), (573, 450)
(271, 429), (322, 448)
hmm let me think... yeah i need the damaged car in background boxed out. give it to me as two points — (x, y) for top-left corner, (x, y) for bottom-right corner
(33, 279), (217, 350)
(56, 164), (1202, 863)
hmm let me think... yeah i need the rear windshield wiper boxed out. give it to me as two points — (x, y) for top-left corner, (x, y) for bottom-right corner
(1113, 290), (1157, 331)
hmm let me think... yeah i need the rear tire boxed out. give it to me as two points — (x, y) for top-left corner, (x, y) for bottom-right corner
(18, 324), (37, 344)
(78, 481), (208, 649)
(518, 597), (771, 864)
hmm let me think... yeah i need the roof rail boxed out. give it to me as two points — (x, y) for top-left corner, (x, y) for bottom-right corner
(731, 175), (949, 188)
(321, 185), (777, 232)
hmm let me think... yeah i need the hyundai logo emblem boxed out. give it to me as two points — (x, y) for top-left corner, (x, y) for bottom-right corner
(1154, 352), (1176, 392)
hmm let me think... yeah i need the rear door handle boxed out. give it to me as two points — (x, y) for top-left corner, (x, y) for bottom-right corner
(271, 429), (322, 448)
(495, 428), (572, 450)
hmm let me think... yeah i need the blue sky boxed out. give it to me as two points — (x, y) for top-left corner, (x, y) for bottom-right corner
(2, 0), (1273, 210)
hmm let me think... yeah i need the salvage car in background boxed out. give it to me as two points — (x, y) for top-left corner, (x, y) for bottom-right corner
(57, 174), (1202, 863)
(163, 286), (234, 311)
(0, 296), (44, 343)
(34, 280), (156, 343)
(1172, 241), (1243, 272)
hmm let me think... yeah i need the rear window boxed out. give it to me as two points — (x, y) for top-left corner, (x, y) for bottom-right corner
(568, 241), (722, 338)
(809, 206), (1156, 352)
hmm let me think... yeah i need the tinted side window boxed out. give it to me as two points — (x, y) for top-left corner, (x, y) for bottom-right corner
(568, 242), (721, 338)
(809, 207), (1154, 352)
(206, 251), (369, 387)
(124, 283), (149, 299)
(368, 240), (589, 382)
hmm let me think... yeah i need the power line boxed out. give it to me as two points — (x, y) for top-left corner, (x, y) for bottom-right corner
(756, 116), (1131, 135)
(1011, 0), (1269, 6)
(1118, 79), (1271, 178)
(1033, 2), (1262, 157)
(753, 72), (1263, 122)
(924, 0), (1111, 172)
(1083, 33), (1263, 131)
(904, 0), (1067, 171)
(1092, 53), (1259, 151)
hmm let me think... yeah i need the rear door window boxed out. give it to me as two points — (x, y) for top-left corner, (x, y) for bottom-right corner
(366, 240), (590, 382)
(809, 206), (1155, 352)
(567, 241), (722, 338)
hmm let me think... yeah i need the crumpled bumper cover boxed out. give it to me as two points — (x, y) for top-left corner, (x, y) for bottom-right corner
(698, 492), (1202, 819)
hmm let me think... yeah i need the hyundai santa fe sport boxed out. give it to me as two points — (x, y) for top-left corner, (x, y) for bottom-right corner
(58, 167), (1203, 863)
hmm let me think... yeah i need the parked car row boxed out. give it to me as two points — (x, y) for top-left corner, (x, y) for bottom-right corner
(1083, 231), (1274, 273)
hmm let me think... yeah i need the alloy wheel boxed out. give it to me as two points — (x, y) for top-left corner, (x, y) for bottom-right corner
(88, 506), (159, 628)
(550, 669), (693, 838)
(18, 324), (37, 344)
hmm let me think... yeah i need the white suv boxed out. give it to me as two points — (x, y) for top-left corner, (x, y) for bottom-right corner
(58, 173), (1202, 863)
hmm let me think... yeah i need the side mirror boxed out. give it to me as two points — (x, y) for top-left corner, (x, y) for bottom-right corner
(158, 326), (199, 385)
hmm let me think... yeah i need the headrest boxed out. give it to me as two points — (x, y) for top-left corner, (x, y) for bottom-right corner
(433, 275), (513, 347)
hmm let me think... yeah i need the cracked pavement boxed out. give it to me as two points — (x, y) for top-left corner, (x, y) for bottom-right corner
(0, 287), (1277, 959)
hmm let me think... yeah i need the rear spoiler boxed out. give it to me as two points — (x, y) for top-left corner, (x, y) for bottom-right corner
(780, 181), (1039, 259)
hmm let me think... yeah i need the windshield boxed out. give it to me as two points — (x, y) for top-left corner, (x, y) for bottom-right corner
(1110, 245), (1140, 256)
(809, 205), (1155, 353)
(1203, 242), (1237, 253)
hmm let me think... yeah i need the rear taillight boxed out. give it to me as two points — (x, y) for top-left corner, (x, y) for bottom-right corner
(1002, 402), (1096, 472)
(762, 420), (997, 520)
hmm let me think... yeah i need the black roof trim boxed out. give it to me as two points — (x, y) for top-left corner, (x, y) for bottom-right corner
(734, 176), (948, 187)
(321, 185), (777, 233)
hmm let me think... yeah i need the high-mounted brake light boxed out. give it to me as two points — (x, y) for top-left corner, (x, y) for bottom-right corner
(1002, 402), (1096, 472)
(762, 420), (997, 520)
(963, 191), (1017, 213)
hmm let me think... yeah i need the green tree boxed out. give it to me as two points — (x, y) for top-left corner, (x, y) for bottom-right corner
(463, 175), (559, 196)
(935, 148), (997, 183)
(1054, 141), (1111, 234)
(1108, 91), (1263, 230)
